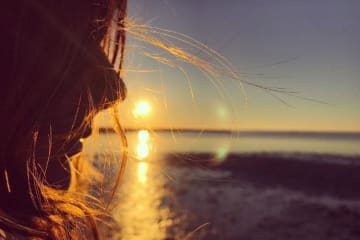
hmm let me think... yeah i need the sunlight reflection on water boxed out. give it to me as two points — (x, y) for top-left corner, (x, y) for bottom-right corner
(136, 129), (152, 160)
(113, 161), (168, 240)
(112, 130), (172, 240)
(137, 162), (148, 184)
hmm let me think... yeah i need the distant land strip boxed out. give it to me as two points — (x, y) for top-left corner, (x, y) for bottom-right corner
(98, 127), (360, 139)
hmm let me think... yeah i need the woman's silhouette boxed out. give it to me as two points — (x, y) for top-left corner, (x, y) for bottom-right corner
(0, 1), (127, 239)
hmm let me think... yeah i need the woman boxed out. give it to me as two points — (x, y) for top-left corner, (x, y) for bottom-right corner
(0, 0), (127, 239)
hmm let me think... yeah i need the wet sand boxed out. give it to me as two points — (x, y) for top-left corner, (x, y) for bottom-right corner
(161, 152), (360, 240)
(165, 152), (360, 199)
(96, 152), (360, 239)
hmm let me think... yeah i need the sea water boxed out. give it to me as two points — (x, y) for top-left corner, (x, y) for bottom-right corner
(84, 130), (360, 157)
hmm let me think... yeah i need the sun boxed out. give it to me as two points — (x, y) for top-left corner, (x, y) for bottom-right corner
(133, 100), (151, 117)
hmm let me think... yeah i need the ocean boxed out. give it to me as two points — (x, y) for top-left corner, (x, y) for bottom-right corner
(85, 130), (360, 156)
(83, 131), (360, 240)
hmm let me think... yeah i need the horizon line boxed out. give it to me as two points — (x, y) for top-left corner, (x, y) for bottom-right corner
(98, 127), (360, 135)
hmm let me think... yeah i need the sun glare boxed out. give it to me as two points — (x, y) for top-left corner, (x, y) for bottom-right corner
(136, 142), (150, 159)
(133, 101), (151, 117)
(138, 129), (150, 142)
(136, 130), (152, 160)
(137, 162), (148, 184)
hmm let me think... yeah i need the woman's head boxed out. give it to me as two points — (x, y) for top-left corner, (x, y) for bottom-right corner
(0, 0), (127, 238)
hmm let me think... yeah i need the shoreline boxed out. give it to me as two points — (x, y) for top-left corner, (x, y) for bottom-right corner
(163, 152), (360, 200)
(98, 127), (360, 139)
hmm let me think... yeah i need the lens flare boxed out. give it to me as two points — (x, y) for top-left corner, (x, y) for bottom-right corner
(215, 147), (228, 162)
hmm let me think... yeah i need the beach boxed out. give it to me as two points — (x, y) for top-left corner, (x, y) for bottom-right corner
(158, 152), (360, 240)
(84, 131), (360, 239)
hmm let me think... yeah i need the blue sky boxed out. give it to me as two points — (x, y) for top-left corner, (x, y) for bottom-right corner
(97, 0), (360, 132)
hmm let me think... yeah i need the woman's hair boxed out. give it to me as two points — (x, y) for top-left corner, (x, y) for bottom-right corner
(0, 1), (127, 239)
(0, 1), (272, 239)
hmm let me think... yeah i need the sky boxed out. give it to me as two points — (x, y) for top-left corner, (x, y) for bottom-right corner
(97, 0), (360, 132)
